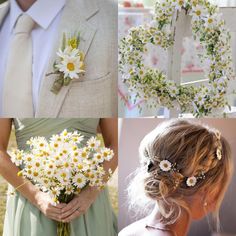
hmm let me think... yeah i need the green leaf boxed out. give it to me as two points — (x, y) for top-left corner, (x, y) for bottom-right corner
(62, 33), (66, 51)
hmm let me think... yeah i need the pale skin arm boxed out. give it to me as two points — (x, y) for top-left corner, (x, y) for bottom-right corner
(0, 119), (64, 222)
(60, 118), (118, 222)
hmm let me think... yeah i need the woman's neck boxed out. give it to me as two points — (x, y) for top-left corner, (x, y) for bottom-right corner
(15, 0), (36, 12)
(149, 204), (191, 236)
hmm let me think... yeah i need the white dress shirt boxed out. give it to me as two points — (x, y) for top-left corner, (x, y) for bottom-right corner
(0, 0), (66, 114)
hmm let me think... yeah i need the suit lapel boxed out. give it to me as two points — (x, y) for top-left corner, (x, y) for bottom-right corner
(36, 0), (99, 117)
(0, 2), (10, 28)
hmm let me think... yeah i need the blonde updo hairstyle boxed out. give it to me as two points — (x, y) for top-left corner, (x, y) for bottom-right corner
(127, 120), (233, 230)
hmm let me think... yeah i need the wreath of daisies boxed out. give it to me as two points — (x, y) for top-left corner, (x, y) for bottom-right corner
(119, 0), (235, 117)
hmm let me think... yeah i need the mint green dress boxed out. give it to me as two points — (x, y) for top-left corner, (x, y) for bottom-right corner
(3, 119), (117, 236)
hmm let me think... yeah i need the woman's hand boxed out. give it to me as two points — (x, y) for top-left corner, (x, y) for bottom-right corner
(60, 187), (101, 222)
(34, 191), (65, 222)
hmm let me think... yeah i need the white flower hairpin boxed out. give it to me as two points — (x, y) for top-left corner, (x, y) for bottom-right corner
(215, 130), (222, 160)
(147, 131), (223, 188)
(159, 160), (172, 172)
(186, 176), (197, 187)
(186, 172), (206, 187)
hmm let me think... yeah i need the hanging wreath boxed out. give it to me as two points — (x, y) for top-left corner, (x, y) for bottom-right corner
(119, 0), (235, 117)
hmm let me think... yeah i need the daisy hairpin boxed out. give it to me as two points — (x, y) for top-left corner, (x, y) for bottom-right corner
(147, 158), (206, 188)
(215, 130), (222, 161)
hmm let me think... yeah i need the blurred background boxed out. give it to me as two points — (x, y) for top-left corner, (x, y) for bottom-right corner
(0, 127), (118, 235)
(118, 0), (236, 117)
(118, 118), (236, 236)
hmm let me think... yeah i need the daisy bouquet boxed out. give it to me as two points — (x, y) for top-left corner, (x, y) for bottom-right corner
(10, 129), (114, 236)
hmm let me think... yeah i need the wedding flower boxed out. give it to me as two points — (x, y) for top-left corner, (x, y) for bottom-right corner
(87, 136), (101, 150)
(101, 148), (114, 161)
(159, 160), (172, 172)
(186, 176), (197, 187)
(215, 130), (221, 140)
(48, 32), (86, 94)
(119, 0), (234, 117)
(73, 173), (87, 188)
(175, 0), (185, 10)
(10, 129), (115, 236)
(216, 148), (222, 160)
(191, 5), (208, 20)
(204, 14), (221, 28)
(94, 153), (104, 163)
(56, 49), (85, 79)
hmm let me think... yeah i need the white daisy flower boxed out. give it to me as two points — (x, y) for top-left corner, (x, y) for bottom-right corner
(215, 130), (221, 140)
(65, 185), (74, 195)
(191, 5), (208, 20)
(93, 153), (104, 163)
(73, 173), (87, 189)
(78, 148), (90, 159)
(216, 148), (222, 160)
(204, 14), (220, 28)
(57, 46), (79, 59)
(101, 148), (114, 161)
(50, 187), (61, 198)
(87, 136), (101, 150)
(194, 93), (205, 106)
(186, 176), (197, 187)
(175, 0), (185, 10)
(56, 47), (85, 80)
(159, 160), (172, 172)
(10, 150), (24, 166)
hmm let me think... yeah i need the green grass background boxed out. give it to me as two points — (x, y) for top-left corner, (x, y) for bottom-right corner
(0, 130), (118, 235)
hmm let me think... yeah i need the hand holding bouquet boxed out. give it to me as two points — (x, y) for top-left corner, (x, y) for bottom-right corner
(10, 129), (114, 236)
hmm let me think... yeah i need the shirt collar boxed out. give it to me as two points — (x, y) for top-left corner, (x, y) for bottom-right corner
(9, 0), (66, 31)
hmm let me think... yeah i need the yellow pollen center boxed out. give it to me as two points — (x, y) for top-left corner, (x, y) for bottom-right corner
(196, 10), (201, 16)
(208, 18), (213, 23)
(67, 63), (75, 71)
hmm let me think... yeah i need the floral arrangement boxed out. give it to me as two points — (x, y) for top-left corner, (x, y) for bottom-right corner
(48, 33), (85, 94)
(10, 129), (114, 236)
(119, 0), (235, 117)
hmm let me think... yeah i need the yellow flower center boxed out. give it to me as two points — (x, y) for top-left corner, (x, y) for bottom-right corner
(33, 172), (39, 177)
(163, 163), (169, 168)
(81, 152), (87, 158)
(208, 18), (213, 24)
(196, 10), (201, 16)
(78, 164), (83, 170)
(67, 62), (75, 71)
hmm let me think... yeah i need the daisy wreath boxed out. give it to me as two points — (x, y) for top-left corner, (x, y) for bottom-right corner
(119, 0), (235, 117)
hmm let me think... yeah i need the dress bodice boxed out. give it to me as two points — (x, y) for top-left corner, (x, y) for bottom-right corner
(13, 118), (100, 150)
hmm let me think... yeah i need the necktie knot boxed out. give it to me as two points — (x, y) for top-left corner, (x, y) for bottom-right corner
(14, 14), (35, 35)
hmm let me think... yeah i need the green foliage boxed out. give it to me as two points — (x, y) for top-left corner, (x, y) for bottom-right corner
(0, 0), (7, 4)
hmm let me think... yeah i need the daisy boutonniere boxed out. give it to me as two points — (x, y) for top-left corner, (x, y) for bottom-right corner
(47, 32), (85, 94)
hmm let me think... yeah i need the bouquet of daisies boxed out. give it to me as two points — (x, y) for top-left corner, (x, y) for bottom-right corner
(10, 129), (114, 236)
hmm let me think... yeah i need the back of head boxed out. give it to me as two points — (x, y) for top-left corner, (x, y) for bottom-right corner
(128, 119), (233, 230)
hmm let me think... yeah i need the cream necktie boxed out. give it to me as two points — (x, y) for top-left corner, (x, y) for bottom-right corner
(2, 14), (35, 117)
